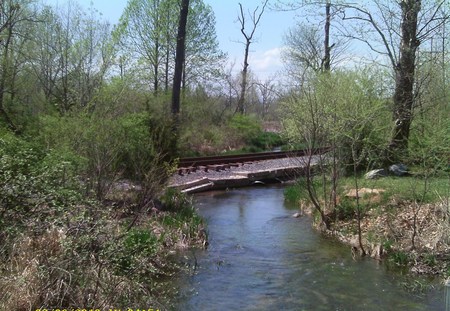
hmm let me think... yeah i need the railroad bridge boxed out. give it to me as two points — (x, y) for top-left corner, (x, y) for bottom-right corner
(169, 148), (328, 194)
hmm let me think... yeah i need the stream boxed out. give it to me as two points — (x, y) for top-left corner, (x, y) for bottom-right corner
(173, 186), (447, 310)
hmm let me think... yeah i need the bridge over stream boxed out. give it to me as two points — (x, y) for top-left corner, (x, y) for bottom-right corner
(169, 148), (329, 194)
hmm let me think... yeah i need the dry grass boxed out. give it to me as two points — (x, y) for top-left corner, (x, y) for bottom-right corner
(333, 195), (450, 275)
(0, 201), (206, 310)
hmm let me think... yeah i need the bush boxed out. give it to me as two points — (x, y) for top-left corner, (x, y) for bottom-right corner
(38, 112), (173, 201)
(250, 131), (284, 150)
(0, 130), (205, 309)
(228, 114), (262, 143)
(0, 131), (84, 228)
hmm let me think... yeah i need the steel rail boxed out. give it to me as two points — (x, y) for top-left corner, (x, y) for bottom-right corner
(178, 147), (329, 168)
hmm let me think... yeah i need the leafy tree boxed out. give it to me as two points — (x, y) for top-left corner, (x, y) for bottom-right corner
(30, 3), (113, 114)
(184, 0), (226, 90)
(0, 0), (37, 132)
(338, 0), (449, 161)
(278, 0), (448, 162)
(281, 69), (389, 231)
(118, 0), (224, 95)
(119, 0), (164, 95)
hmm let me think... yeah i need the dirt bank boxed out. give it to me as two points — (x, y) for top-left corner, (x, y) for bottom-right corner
(301, 192), (450, 279)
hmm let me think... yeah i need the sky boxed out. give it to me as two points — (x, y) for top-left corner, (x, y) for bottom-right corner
(44, 0), (299, 81)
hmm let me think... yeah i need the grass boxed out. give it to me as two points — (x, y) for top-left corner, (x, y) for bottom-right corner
(339, 175), (450, 203)
(284, 173), (450, 220)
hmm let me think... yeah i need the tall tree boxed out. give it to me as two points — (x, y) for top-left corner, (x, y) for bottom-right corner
(280, 0), (346, 87)
(184, 0), (226, 90)
(340, 0), (449, 161)
(0, 0), (36, 132)
(236, 0), (268, 114)
(172, 0), (189, 119)
(120, 0), (163, 95)
(322, 0), (332, 71)
(31, 3), (113, 114)
(118, 0), (224, 95)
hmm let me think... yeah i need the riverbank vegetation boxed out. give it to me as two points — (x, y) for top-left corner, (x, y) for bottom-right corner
(0, 0), (284, 307)
(0, 128), (206, 309)
(285, 173), (450, 275)
(278, 0), (449, 278)
(280, 64), (449, 278)
(281, 48), (449, 279)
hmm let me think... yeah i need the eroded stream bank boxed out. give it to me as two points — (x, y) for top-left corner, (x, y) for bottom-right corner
(173, 186), (447, 310)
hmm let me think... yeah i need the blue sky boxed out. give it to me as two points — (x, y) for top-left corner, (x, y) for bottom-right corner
(44, 0), (299, 80)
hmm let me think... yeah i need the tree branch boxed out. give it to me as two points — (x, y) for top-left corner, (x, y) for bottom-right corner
(341, 5), (397, 68)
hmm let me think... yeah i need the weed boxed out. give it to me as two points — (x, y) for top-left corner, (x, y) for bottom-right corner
(423, 253), (437, 267)
(390, 251), (410, 266)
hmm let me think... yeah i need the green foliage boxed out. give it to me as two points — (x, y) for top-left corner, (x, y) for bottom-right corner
(281, 68), (390, 173)
(335, 197), (357, 220)
(112, 228), (160, 275)
(390, 250), (410, 266)
(228, 114), (262, 142)
(423, 253), (437, 267)
(249, 131), (284, 150)
(0, 130), (84, 222)
(38, 111), (173, 200)
(284, 178), (315, 203)
(119, 113), (163, 178)
(0, 129), (206, 309)
(284, 184), (303, 203)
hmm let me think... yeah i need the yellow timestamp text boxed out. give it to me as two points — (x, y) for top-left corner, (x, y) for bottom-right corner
(36, 309), (160, 311)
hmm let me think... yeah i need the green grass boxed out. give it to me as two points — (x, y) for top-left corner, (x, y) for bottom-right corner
(285, 174), (449, 205)
(340, 175), (450, 203)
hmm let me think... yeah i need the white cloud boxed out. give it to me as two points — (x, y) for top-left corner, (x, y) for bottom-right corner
(225, 46), (288, 81)
(247, 47), (286, 80)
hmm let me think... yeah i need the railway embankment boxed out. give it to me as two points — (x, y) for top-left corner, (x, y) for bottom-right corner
(169, 155), (319, 193)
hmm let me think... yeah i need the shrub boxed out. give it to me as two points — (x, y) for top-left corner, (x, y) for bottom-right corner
(250, 131), (284, 150)
(228, 114), (262, 141)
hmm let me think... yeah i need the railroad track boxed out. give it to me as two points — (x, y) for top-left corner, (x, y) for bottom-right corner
(177, 147), (329, 175)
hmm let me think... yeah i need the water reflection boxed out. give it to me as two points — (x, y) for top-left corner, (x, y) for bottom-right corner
(174, 186), (445, 310)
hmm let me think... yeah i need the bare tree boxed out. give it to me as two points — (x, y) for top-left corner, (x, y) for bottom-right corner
(236, 0), (268, 114)
(322, 0), (332, 71)
(281, 1), (347, 86)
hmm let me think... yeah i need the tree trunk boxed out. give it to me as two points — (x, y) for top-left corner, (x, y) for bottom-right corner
(388, 0), (421, 161)
(153, 5), (160, 96)
(171, 0), (189, 117)
(322, 1), (332, 72)
(153, 41), (159, 96)
(170, 0), (189, 154)
(0, 18), (18, 133)
(237, 41), (250, 114)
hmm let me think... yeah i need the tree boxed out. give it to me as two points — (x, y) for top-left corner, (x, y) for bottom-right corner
(119, 0), (163, 95)
(278, 0), (448, 161)
(281, 0), (347, 87)
(0, 0), (36, 132)
(118, 0), (224, 95)
(184, 0), (226, 90)
(339, 0), (449, 161)
(236, 0), (268, 114)
(322, 0), (332, 71)
(281, 69), (389, 234)
(172, 0), (190, 119)
(31, 3), (113, 114)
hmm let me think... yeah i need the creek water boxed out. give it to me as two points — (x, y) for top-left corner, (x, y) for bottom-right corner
(173, 186), (447, 310)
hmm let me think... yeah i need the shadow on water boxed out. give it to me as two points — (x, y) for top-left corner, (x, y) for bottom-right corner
(173, 186), (446, 311)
